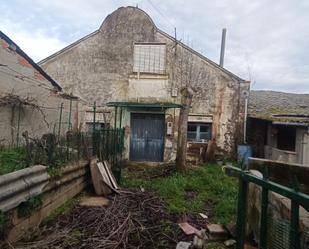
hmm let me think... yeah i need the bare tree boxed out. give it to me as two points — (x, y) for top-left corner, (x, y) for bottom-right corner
(173, 44), (211, 172)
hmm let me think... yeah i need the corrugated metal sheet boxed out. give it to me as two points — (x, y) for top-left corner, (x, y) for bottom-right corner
(0, 165), (49, 212)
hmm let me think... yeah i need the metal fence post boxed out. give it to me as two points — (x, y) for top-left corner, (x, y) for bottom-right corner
(260, 167), (269, 249)
(290, 176), (300, 249)
(58, 103), (64, 139)
(114, 106), (118, 128)
(92, 101), (96, 156)
(16, 103), (21, 147)
(68, 98), (72, 131)
(119, 107), (122, 128)
(236, 172), (248, 249)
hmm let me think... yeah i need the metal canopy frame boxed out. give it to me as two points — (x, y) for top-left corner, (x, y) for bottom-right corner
(107, 102), (183, 128)
(107, 101), (183, 109)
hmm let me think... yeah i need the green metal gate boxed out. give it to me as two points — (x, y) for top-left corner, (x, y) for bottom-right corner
(224, 161), (309, 249)
(91, 101), (125, 183)
(92, 128), (125, 183)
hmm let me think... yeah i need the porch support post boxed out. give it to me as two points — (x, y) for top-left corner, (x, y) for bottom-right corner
(119, 107), (122, 128)
(114, 106), (118, 128)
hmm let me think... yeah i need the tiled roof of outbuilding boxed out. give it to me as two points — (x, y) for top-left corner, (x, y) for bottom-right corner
(248, 90), (309, 124)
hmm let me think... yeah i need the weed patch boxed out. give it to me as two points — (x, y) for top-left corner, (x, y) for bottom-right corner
(18, 196), (43, 218)
(0, 147), (28, 175)
(122, 163), (238, 224)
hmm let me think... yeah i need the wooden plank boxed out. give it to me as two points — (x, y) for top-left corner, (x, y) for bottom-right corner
(90, 158), (113, 196)
(248, 157), (309, 194)
(103, 161), (119, 190)
(97, 162), (113, 188)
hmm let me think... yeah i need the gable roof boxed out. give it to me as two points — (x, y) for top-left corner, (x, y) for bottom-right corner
(248, 90), (309, 123)
(0, 31), (62, 91)
(38, 6), (248, 83)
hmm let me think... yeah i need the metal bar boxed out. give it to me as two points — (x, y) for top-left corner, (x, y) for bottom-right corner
(259, 186), (268, 249)
(119, 107), (122, 128)
(290, 200), (300, 249)
(225, 166), (309, 208)
(68, 98), (72, 131)
(114, 106), (118, 128)
(236, 176), (248, 249)
(16, 103), (21, 147)
(58, 103), (64, 139)
(92, 101), (96, 156)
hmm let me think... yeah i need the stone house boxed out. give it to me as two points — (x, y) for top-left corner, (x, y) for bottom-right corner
(0, 31), (82, 145)
(39, 6), (250, 162)
(247, 90), (309, 165)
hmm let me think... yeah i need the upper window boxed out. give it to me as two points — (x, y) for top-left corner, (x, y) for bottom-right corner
(133, 43), (166, 74)
(187, 123), (212, 142)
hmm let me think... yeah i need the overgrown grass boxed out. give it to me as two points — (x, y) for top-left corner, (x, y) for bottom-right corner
(0, 145), (77, 176)
(0, 147), (28, 175)
(122, 163), (238, 224)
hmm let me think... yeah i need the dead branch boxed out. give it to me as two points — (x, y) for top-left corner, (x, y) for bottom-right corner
(12, 190), (179, 249)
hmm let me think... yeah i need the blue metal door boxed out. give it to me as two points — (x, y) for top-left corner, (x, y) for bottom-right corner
(130, 113), (165, 162)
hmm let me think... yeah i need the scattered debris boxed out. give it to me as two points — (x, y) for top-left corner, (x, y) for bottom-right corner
(217, 161), (223, 166)
(14, 190), (178, 249)
(224, 239), (236, 247)
(225, 223), (237, 238)
(176, 241), (191, 249)
(90, 159), (119, 196)
(193, 235), (205, 248)
(103, 161), (119, 189)
(206, 224), (229, 240)
(178, 222), (199, 235)
(195, 229), (208, 240)
(79, 196), (110, 207)
(193, 229), (208, 248)
(244, 244), (258, 249)
(198, 213), (208, 219)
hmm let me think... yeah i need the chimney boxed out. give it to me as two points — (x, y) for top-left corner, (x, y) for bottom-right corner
(219, 28), (227, 67)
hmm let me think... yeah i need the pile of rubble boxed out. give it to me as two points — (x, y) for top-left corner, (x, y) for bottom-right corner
(177, 220), (237, 249)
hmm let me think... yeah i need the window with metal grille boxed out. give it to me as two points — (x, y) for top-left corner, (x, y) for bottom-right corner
(133, 43), (166, 74)
(187, 123), (212, 142)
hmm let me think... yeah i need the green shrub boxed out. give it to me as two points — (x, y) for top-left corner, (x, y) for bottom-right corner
(0, 147), (28, 175)
(18, 196), (43, 218)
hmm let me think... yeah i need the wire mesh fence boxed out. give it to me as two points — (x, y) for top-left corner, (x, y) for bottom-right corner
(0, 128), (125, 181)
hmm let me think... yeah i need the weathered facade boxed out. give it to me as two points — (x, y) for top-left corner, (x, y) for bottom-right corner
(248, 90), (309, 165)
(39, 6), (249, 162)
(0, 31), (82, 145)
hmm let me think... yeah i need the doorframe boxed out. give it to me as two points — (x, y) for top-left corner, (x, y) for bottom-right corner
(129, 111), (165, 162)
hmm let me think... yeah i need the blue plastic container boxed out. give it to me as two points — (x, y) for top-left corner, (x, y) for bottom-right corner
(237, 145), (252, 167)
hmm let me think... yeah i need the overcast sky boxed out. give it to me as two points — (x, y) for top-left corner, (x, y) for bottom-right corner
(1, 0), (308, 93)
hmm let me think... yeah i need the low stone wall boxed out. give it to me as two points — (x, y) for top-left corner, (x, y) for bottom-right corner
(264, 145), (298, 164)
(0, 160), (90, 243)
